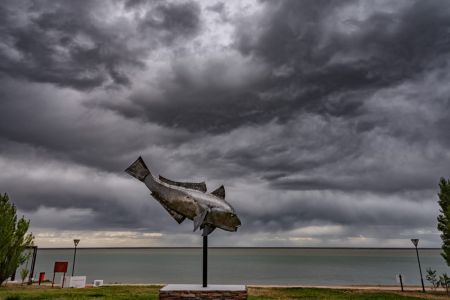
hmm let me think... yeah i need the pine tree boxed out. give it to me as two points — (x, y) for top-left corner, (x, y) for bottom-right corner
(438, 178), (450, 266)
(0, 193), (34, 286)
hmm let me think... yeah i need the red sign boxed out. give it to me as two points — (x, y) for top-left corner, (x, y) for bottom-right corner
(53, 261), (68, 273)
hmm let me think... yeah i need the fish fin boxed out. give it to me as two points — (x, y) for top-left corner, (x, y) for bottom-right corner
(193, 208), (208, 232)
(159, 175), (207, 192)
(151, 192), (186, 224)
(125, 157), (151, 181)
(202, 224), (216, 236)
(211, 185), (225, 199)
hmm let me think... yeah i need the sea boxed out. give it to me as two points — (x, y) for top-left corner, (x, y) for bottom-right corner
(25, 248), (448, 286)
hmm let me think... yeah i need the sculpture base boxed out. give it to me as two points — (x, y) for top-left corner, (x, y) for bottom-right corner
(159, 284), (247, 300)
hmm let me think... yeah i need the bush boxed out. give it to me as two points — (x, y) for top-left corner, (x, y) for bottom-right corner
(439, 273), (450, 295)
(426, 268), (439, 289)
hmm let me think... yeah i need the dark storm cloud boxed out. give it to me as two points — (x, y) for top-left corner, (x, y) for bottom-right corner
(0, 0), (201, 90)
(0, 137), (190, 233)
(237, 192), (436, 233)
(237, 0), (450, 85)
(206, 2), (228, 22)
(0, 0), (449, 246)
(153, 0), (450, 193)
(138, 1), (201, 45)
(0, 78), (194, 172)
(206, 2), (225, 14)
(269, 177), (434, 193)
(111, 0), (450, 134)
(123, 0), (148, 9)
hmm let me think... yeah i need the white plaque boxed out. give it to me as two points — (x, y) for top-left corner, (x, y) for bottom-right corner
(69, 276), (86, 288)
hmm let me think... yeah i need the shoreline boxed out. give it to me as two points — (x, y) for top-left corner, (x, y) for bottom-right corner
(5, 281), (433, 289)
(6, 282), (443, 292)
(36, 247), (442, 250)
(99, 283), (435, 291)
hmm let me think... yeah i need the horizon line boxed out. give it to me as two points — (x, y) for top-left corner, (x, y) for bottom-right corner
(36, 246), (442, 250)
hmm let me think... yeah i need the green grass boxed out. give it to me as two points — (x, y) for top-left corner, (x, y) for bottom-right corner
(0, 285), (160, 300)
(248, 287), (446, 299)
(0, 285), (447, 300)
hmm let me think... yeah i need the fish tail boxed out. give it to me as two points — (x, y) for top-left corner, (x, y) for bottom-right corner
(125, 156), (152, 182)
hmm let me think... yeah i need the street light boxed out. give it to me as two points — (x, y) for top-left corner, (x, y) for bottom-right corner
(72, 239), (80, 276)
(411, 238), (425, 292)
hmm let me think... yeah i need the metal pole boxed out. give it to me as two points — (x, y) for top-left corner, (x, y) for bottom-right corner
(399, 274), (404, 292)
(71, 245), (77, 276)
(28, 246), (37, 285)
(203, 235), (207, 287)
(414, 245), (425, 292)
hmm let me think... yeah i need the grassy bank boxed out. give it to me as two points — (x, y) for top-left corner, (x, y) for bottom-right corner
(0, 285), (449, 300)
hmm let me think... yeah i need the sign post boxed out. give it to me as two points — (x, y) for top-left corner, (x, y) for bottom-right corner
(28, 246), (38, 285)
(397, 274), (404, 292)
(52, 261), (68, 288)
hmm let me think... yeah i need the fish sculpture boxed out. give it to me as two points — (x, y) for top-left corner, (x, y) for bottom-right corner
(125, 157), (241, 236)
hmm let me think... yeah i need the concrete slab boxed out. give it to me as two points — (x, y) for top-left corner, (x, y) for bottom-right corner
(161, 284), (246, 291)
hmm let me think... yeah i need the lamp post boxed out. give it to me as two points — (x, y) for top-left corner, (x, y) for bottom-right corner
(411, 238), (425, 292)
(72, 239), (80, 276)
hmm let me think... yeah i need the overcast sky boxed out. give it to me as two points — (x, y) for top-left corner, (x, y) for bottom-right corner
(1, 0), (449, 247)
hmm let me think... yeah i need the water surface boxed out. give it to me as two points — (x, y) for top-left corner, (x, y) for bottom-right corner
(29, 248), (446, 286)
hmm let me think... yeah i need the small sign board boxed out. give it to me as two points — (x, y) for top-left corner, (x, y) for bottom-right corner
(52, 261), (68, 287)
(69, 276), (86, 288)
(93, 280), (104, 287)
(54, 262), (68, 273)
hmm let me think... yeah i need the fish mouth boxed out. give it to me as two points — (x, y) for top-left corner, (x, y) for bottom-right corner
(219, 224), (240, 232)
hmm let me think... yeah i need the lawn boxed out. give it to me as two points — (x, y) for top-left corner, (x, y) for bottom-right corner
(0, 285), (449, 300)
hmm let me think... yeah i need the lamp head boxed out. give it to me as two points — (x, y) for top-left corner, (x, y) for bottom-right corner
(74, 239), (80, 247)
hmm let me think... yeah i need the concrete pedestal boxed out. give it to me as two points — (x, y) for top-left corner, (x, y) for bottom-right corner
(159, 284), (247, 300)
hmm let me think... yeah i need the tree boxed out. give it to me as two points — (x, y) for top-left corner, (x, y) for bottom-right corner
(438, 178), (450, 266)
(426, 268), (439, 290)
(439, 273), (450, 295)
(19, 267), (29, 285)
(0, 193), (34, 286)
(19, 251), (31, 284)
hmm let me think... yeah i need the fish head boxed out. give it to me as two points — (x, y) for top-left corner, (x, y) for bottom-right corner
(210, 208), (241, 232)
(228, 211), (242, 231)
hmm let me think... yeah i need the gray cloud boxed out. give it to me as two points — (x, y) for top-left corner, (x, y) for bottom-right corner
(0, 0), (449, 247)
(138, 1), (201, 45)
(109, 0), (450, 133)
(0, 0), (202, 90)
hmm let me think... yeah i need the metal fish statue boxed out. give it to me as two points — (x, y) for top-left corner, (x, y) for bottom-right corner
(125, 157), (241, 236)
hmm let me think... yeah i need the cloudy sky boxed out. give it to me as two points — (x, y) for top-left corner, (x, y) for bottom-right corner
(1, 0), (449, 248)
